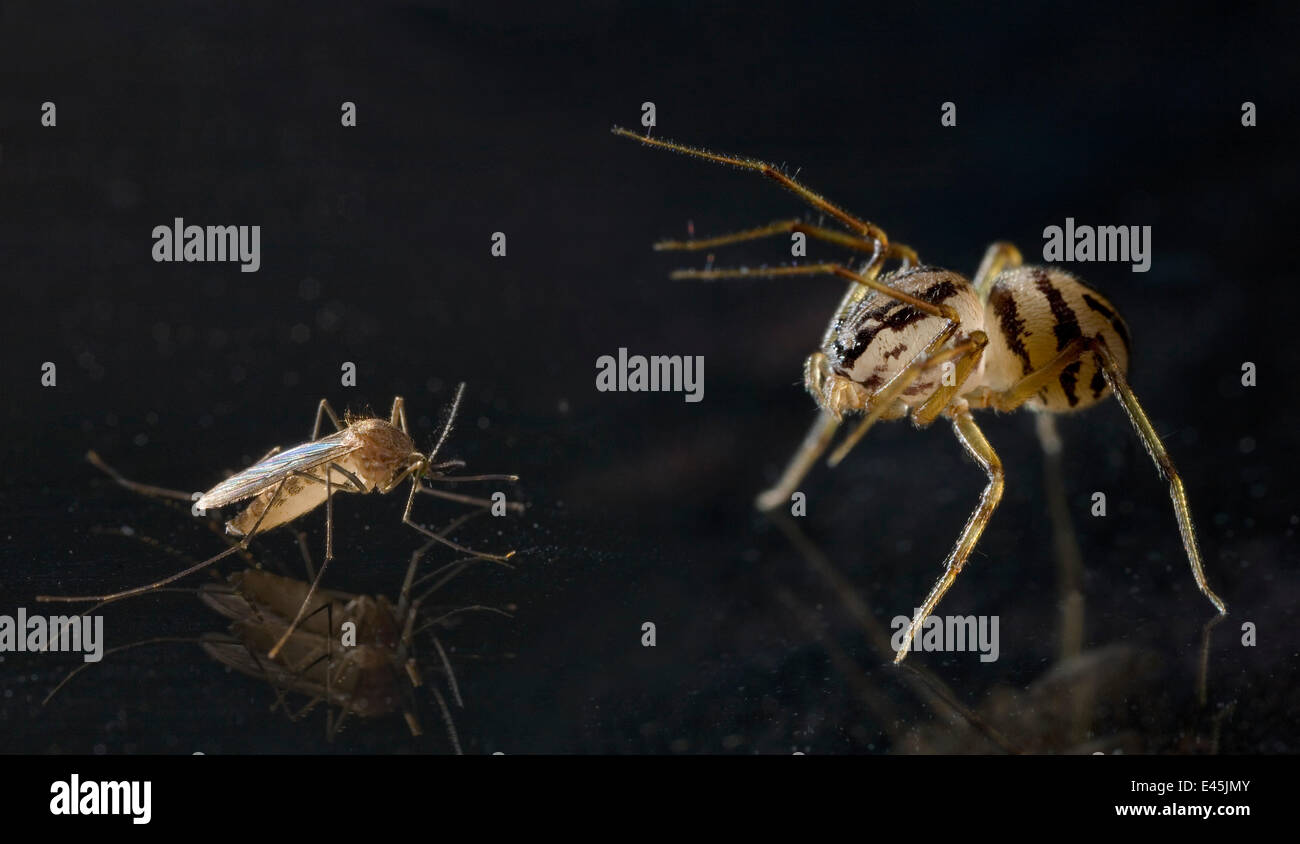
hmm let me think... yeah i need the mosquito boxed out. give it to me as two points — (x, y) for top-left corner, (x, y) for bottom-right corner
(39, 383), (522, 660)
(613, 127), (1227, 662)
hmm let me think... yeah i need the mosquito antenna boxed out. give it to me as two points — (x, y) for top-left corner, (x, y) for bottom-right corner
(414, 605), (513, 637)
(426, 382), (466, 464)
(43, 637), (200, 706)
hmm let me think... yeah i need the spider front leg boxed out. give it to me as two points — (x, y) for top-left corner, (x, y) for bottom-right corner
(611, 128), (891, 245)
(755, 320), (985, 511)
(754, 408), (842, 512)
(653, 218), (919, 268)
(826, 328), (985, 467)
(895, 404), (1005, 663)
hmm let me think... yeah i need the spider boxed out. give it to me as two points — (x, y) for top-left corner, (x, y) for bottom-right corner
(612, 127), (1227, 662)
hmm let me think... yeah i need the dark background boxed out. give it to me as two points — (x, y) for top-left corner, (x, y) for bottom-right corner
(1, 0), (1296, 754)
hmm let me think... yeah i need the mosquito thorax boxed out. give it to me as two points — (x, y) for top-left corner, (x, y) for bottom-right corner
(343, 418), (417, 488)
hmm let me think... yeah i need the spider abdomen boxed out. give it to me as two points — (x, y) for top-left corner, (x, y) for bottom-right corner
(981, 265), (1132, 412)
(828, 266), (986, 406)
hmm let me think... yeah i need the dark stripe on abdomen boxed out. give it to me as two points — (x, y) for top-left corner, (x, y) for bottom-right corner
(989, 285), (1033, 376)
(1081, 292), (1133, 359)
(1033, 269), (1083, 406)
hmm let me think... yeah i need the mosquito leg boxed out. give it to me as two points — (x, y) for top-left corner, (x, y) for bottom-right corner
(402, 708), (423, 738)
(410, 560), (475, 606)
(37, 480), (290, 603)
(400, 511), (493, 614)
(417, 484), (525, 513)
(390, 396), (408, 433)
(324, 601), (333, 740)
(431, 637), (462, 707)
(311, 399), (346, 441)
(429, 471), (523, 482)
(232, 634), (296, 721)
(268, 468), (340, 658)
(86, 450), (199, 503)
(402, 477), (515, 563)
(895, 406), (1004, 664)
(429, 685), (461, 754)
(293, 530), (315, 581)
(290, 464), (366, 495)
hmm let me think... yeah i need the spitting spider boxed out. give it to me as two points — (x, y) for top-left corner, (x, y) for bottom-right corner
(613, 128), (1227, 662)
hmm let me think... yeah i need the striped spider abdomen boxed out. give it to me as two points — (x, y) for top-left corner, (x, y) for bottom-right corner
(982, 265), (1132, 413)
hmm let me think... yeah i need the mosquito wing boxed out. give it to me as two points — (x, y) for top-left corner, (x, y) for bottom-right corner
(196, 430), (362, 510)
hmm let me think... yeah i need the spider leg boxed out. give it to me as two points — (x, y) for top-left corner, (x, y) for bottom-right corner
(827, 329), (984, 467)
(910, 331), (989, 427)
(1090, 336), (1226, 615)
(755, 323), (982, 510)
(1033, 412), (1086, 662)
(974, 240), (1087, 664)
(970, 334), (1226, 615)
(653, 218), (918, 267)
(611, 128), (892, 247)
(895, 405), (1004, 663)
(667, 263), (961, 327)
(754, 410), (841, 512)
(971, 241), (1023, 301)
